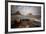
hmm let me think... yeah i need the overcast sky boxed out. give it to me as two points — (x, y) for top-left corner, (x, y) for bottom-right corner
(11, 5), (41, 15)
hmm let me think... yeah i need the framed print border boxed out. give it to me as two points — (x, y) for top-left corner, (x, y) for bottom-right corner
(5, 1), (45, 33)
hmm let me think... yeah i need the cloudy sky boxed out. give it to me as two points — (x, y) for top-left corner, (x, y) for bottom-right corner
(11, 5), (41, 15)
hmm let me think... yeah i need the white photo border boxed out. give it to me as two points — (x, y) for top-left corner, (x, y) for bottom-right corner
(8, 2), (45, 32)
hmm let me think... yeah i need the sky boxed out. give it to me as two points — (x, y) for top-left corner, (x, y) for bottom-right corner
(11, 5), (41, 16)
